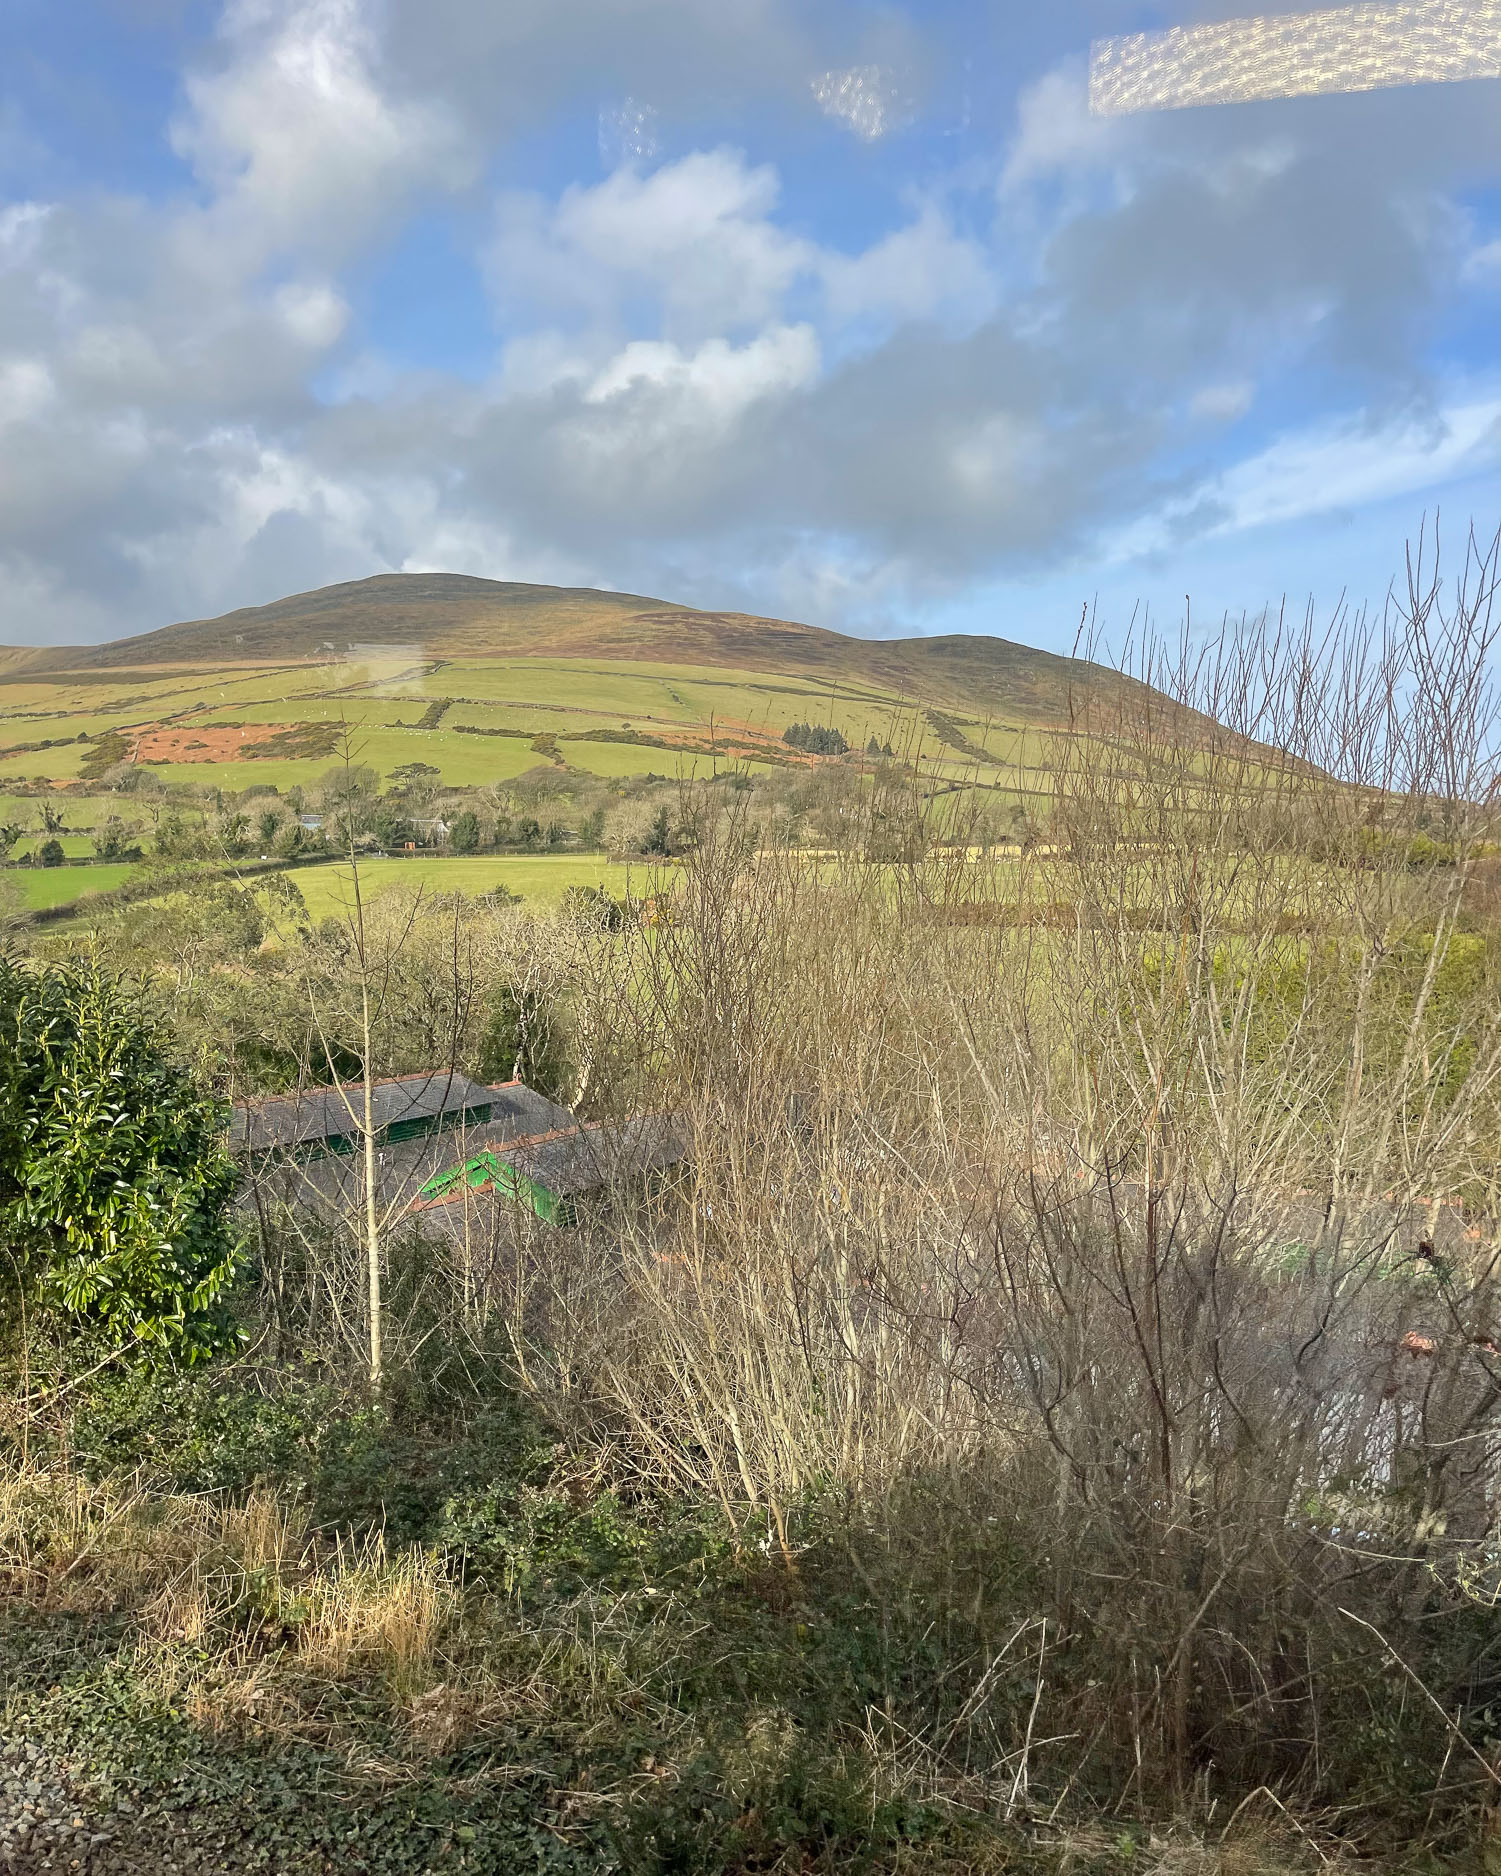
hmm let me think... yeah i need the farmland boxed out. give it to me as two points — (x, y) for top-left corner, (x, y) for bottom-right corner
(10, 860), (140, 909)
(0, 653), (1034, 795)
(285, 853), (650, 919)
(0, 574), (1110, 805)
(4, 572), (1499, 1876)
(0, 574), (1106, 923)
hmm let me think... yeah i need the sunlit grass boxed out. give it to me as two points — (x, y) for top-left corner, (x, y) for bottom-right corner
(284, 852), (641, 919)
(11, 861), (140, 908)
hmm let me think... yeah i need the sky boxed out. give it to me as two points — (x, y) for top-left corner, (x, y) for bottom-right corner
(1, 0), (1500, 651)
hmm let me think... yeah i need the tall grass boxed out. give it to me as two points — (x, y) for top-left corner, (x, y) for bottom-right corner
(0, 1462), (452, 1698)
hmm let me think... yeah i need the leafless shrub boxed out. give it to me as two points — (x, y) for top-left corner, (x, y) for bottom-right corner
(496, 531), (1501, 1837)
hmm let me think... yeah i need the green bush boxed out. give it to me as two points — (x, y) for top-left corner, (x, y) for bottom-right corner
(615, 1714), (942, 1876)
(0, 955), (242, 1361)
(560, 884), (624, 931)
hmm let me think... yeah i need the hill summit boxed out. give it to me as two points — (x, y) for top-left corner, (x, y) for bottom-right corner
(0, 573), (1118, 723)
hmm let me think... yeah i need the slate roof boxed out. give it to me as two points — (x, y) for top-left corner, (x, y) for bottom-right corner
(482, 1082), (577, 1141)
(409, 1113), (688, 1237)
(236, 1080), (578, 1220)
(231, 1071), (502, 1155)
(503, 1113), (688, 1198)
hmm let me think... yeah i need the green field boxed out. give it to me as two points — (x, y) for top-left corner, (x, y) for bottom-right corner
(0, 739), (96, 782)
(10, 862), (140, 909)
(0, 645), (1061, 795)
(0, 574), (1174, 829)
(0, 793), (120, 826)
(561, 742), (777, 781)
(9, 833), (97, 861)
(143, 729), (549, 795)
(284, 853), (649, 919)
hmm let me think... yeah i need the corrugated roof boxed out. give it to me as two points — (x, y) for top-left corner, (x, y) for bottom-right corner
(231, 1070), (503, 1153)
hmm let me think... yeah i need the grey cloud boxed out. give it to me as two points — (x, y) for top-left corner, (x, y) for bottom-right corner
(380, 0), (921, 144)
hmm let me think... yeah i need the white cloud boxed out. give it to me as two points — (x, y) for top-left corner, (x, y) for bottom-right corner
(0, 203), (53, 267)
(1000, 69), (1119, 193)
(950, 412), (1041, 505)
(495, 150), (993, 349)
(68, 326), (172, 399)
(493, 149), (816, 336)
(0, 358), (54, 428)
(1113, 394), (1501, 559)
(217, 431), (372, 542)
(1189, 381), (1255, 423)
(171, 0), (473, 274)
(584, 325), (818, 420)
(1462, 237), (1501, 282)
(822, 203), (994, 330)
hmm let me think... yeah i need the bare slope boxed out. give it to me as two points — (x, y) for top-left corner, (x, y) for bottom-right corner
(0, 574), (1119, 724)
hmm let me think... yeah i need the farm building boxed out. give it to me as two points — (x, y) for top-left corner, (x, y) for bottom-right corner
(234, 1075), (577, 1224)
(411, 1112), (688, 1233)
(231, 1072), (556, 1163)
(233, 1073), (687, 1234)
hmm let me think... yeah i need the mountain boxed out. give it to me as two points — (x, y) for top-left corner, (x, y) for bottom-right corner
(0, 574), (1124, 724)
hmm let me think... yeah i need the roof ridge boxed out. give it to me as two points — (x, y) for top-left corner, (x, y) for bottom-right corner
(409, 1124), (599, 1213)
(234, 1068), (486, 1112)
(491, 1122), (598, 1153)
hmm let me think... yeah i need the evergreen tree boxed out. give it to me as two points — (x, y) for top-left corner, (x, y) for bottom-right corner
(449, 809), (482, 853)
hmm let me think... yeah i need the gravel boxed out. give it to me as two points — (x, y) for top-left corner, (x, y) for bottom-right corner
(0, 1737), (248, 1876)
(0, 1735), (118, 1874)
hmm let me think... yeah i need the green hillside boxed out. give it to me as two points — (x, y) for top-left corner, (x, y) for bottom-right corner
(0, 574), (1133, 801)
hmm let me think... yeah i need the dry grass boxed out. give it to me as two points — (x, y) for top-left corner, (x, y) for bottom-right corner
(299, 1536), (452, 1693)
(0, 1462), (453, 1718)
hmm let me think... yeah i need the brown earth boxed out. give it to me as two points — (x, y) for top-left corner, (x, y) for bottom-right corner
(129, 724), (295, 763)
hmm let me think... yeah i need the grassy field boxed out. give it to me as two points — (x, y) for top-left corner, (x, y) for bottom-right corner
(561, 742), (779, 781)
(0, 792), (120, 826)
(9, 853), (646, 925)
(0, 638), (1074, 795)
(0, 739), (96, 782)
(8, 833), (97, 861)
(144, 729), (549, 795)
(10, 861), (140, 908)
(283, 852), (645, 918)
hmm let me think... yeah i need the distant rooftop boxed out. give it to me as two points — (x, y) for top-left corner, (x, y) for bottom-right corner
(411, 1112), (688, 1231)
(503, 1113), (688, 1199)
(232, 1071), (501, 1155)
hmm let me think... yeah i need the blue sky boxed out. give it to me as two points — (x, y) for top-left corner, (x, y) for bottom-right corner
(1, 0), (1500, 650)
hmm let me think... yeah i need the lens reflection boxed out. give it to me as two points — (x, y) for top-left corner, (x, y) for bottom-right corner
(1090, 1), (1501, 115)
